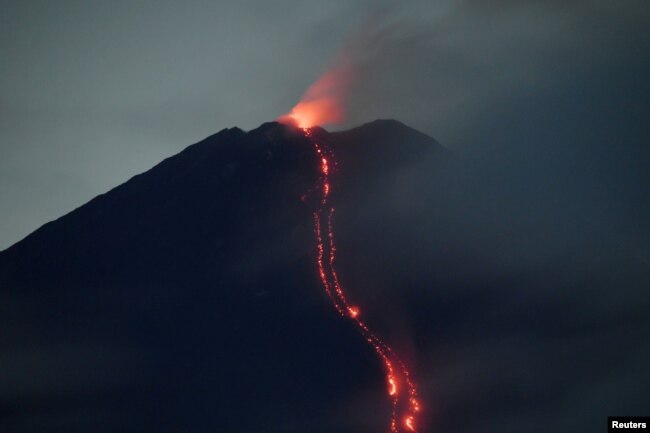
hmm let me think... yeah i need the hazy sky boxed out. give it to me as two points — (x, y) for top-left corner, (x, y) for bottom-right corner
(2, 0), (649, 249)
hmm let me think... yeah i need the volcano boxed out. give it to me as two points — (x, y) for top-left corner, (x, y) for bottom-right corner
(0, 120), (448, 433)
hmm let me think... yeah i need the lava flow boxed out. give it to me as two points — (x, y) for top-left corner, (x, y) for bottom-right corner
(300, 127), (421, 433)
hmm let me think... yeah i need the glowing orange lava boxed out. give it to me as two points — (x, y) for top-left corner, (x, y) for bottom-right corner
(389, 377), (398, 396)
(300, 127), (421, 433)
(405, 415), (415, 431)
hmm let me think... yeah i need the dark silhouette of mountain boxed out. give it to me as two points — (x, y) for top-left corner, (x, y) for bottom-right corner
(2, 119), (650, 433)
(0, 120), (446, 433)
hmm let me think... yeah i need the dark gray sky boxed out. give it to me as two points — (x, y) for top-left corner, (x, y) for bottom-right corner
(1, 0), (649, 249)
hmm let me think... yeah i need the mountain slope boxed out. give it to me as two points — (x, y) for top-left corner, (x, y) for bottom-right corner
(0, 120), (445, 433)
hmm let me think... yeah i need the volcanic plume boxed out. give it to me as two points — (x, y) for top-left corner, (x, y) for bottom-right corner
(279, 54), (355, 129)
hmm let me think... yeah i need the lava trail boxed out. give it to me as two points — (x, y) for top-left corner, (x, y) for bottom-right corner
(301, 128), (421, 433)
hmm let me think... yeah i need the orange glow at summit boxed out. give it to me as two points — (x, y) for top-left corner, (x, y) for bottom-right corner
(279, 57), (354, 128)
